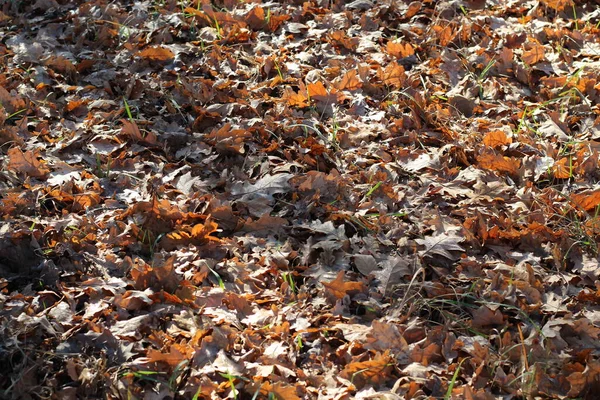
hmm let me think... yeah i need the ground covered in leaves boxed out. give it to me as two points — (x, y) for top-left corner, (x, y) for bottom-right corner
(1, 0), (600, 398)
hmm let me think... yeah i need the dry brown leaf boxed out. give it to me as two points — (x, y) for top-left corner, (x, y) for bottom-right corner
(245, 6), (265, 30)
(251, 381), (301, 400)
(138, 46), (175, 62)
(471, 305), (504, 328)
(121, 119), (158, 145)
(483, 130), (512, 148)
(145, 343), (193, 367)
(405, 1), (422, 18)
(571, 189), (600, 211)
(44, 55), (77, 78)
(282, 87), (309, 107)
(72, 193), (101, 211)
(476, 152), (520, 176)
(130, 256), (181, 293)
(7, 147), (50, 179)
(0, 86), (26, 114)
(553, 157), (573, 179)
(522, 40), (545, 65)
(340, 351), (394, 388)
(322, 271), (366, 300)
(307, 81), (339, 104)
(567, 361), (600, 397)
(329, 31), (358, 51)
(161, 220), (220, 250)
(541, 0), (574, 11)
(435, 25), (455, 47)
(386, 40), (414, 58)
(334, 70), (362, 91)
(205, 123), (252, 154)
(379, 62), (406, 88)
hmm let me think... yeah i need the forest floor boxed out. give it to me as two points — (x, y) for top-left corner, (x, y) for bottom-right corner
(1, 0), (600, 399)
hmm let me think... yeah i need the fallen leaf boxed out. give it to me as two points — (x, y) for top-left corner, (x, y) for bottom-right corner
(7, 147), (50, 179)
(483, 130), (512, 148)
(571, 189), (600, 211)
(416, 231), (465, 260)
(322, 271), (366, 300)
(522, 40), (545, 65)
(379, 62), (406, 88)
(138, 46), (175, 62)
(476, 152), (520, 176)
(340, 351), (394, 389)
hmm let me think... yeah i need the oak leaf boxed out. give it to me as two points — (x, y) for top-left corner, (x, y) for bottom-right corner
(138, 46), (174, 62)
(322, 271), (366, 300)
(7, 147), (50, 179)
(416, 231), (465, 260)
(386, 40), (414, 58)
(476, 152), (520, 176)
(552, 157), (573, 179)
(483, 130), (512, 148)
(522, 40), (545, 65)
(144, 343), (193, 367)
(541, 0), (574, 11)
(471, 305), (504, 328)
(307, 81), (339, 105)
(205, 123), (251, 154)
(571, 189), (600, 211)
(252, 382), (301, 400)
(379, 62), (406, 88)
(340, 351), (394, 388)
(334, 69), (362, 91)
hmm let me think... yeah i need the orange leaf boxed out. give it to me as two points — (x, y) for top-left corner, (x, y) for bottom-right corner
(191, 220), (220, 242)
(245, 6), (265, 30)
(541, 0), (574, 11)
(205, 123), (251, 154)
(282, 87), (309, 107)
(379, 62), (406, 88)
(405, 1), (421, 18)
(145, 343), (193, 367)
(256, 382), (301, 400)
(329, 31), (358, 51)
(65, 99), (88, 113)
(571, 189), (600, 211)
(307, 81), (328, 98)
(386, 41), (414, 58)
(72, 193), (101, 211)
(138, 46), (174, 62)
(322, 271), (365, 300)
(334, 69), (362, 91)
(267, 13), (289, 33)
(435, 25), (455, 47)
(522, 40), (545, 65)
(307, 81), (339, 104)
(7, 147), (50, 179)
(121, 119), (158, 145)
(483, 130), (511, 148)
(552, 158), (573, 179)
(476, 152), (519, 176)
(340, 351), (394, 388)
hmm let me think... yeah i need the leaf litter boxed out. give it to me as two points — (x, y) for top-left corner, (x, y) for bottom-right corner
(1, 0), (600, 399)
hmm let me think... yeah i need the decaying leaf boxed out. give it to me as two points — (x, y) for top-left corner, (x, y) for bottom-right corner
(2, 1), (599, 399)
(416, 232), (466, 260)
(339, 351), (394, 388)
(483, 130), (512, 148)
(322, 271), (366, 300)
(7, 147), (50, 179)
(571, 189), (600, 211)
(138, 46), (175, 62)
